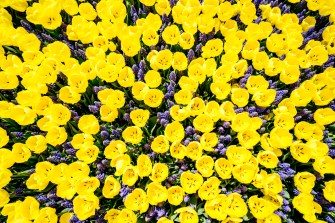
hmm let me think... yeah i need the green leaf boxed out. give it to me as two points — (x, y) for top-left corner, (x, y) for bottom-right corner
(59, 208), (72, 215)
(143, 127), (150, 137)
(91, 93), (95, 105)
(328, 124), (335, 132)
(3, 45), (22, 55)
(137, 216), (146, 223)
(170, 214), (178, 220)
(197, 208), (204, 215)
(147, 116), (158, 135)
(281, 190), (290, 199)
(3, 118), (20, 129)
(190, 195), (197, 206)
(282, 151), (291, 162)
(243, 215), (250, 221)
(40, 183), (55, 193)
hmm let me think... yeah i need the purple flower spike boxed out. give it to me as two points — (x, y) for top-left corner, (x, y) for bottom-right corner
(187, 49), (195, 63)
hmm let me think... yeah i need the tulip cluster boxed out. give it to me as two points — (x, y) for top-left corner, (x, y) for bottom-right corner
(0, 0), (335, 223)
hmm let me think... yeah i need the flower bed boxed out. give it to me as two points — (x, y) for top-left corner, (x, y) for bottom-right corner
(0, 0), (335, 222)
